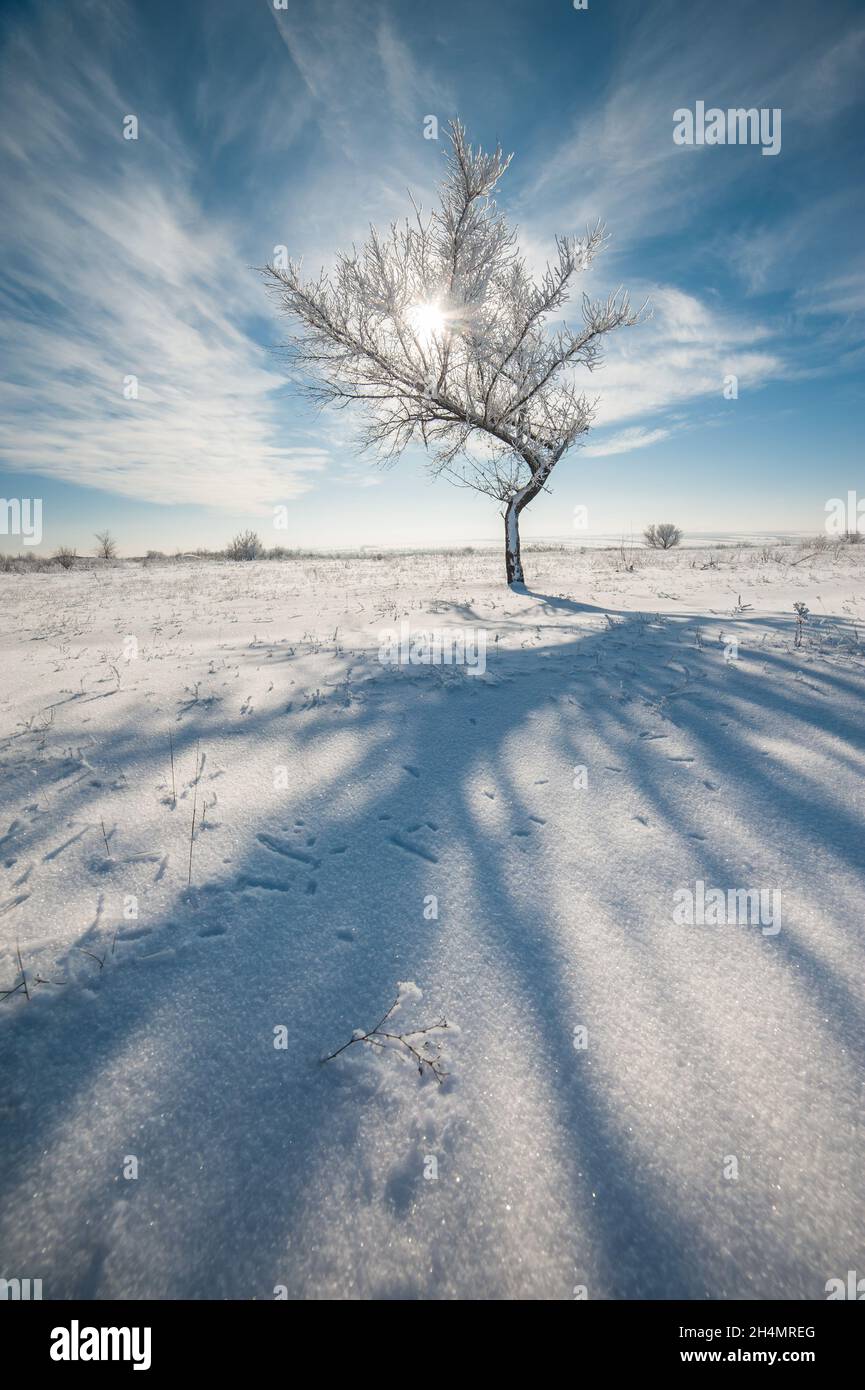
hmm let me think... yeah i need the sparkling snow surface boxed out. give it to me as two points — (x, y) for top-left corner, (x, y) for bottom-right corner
(0, 546), (863, 1299)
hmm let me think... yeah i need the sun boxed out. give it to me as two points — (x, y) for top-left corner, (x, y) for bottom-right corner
(407, 301), (445, 345)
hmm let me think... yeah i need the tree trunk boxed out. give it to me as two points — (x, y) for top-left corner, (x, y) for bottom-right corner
(503, 451), (559, 584)
(504, 499), (524, 584)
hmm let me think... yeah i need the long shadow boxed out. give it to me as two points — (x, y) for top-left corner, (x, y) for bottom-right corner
(1, 597), (863, 1298)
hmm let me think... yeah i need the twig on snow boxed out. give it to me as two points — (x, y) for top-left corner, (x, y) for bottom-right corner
(322, 994), (448, 1082)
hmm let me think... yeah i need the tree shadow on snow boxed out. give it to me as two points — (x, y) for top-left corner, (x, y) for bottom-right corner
(1, 596), (864, 1298)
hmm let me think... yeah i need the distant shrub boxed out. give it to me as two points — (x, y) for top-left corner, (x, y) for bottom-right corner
(644, 522), (682, 550)
(94, 530), (117, 559)
(227, 530), (262, 561)
(0, 552), (61, 574)
(54, 546), (77, 570)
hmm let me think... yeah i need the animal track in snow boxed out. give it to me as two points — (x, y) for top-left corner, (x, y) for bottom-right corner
(388, 830), (439, 863)
(234, 873), (294, 894)
(0, 892), (30, 917)
(257, 832), (321, 868)
(0, 820), (21, 854)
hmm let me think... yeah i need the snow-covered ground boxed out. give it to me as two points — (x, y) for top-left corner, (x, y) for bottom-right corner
(1, 543), (863, 1300)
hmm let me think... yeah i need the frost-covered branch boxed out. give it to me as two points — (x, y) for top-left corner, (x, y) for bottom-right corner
(261, 118), (643, 582)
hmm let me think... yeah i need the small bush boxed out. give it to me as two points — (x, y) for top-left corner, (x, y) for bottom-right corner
(226, 530), (262, 561)
(54, 546), (77, 570)
(644, 522), (682, 550)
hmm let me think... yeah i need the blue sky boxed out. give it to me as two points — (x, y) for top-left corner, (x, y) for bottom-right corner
(1, 0), (863, 554)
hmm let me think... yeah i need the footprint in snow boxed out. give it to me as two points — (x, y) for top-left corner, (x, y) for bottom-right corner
(0, 892), (30, 917)
(116, 926), (153, 941)
(512, 819), (546, 836)
(234, 873), (293, 894)
(257, 832), (321, 868)
(388, 830), (439, 863)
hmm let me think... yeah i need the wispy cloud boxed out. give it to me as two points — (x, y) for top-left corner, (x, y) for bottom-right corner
(0, 2), (326, 511)
(582, 427), (672, 458)
(583, 287), (785, 430)
(1, 0), (861, 543)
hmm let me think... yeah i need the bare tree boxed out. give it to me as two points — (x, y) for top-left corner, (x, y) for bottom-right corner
(644, 522), (682, 550)
(94, 530), (117, 559)
(262, 120), (641, 584)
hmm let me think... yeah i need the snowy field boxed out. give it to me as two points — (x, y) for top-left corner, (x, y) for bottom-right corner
(1, 543), (863, 1300)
